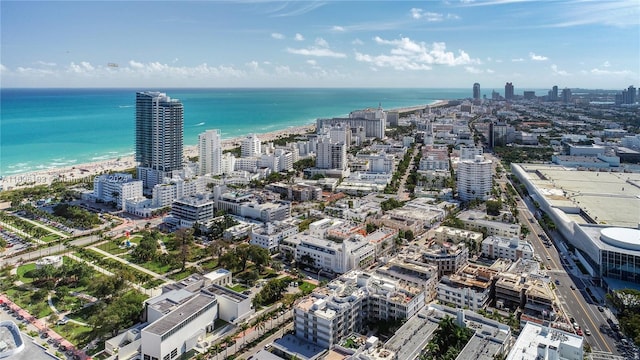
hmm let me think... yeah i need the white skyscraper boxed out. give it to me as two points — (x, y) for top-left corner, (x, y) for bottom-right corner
(457, 155), (492, 201)
(241, 134), (261, 158)
(316, 137), (347, 170)
(198, 129), (222, 176)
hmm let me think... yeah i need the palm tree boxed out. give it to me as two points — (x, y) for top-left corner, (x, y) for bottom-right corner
(223, 336), (234, 358)
(240, 322), (250, 348)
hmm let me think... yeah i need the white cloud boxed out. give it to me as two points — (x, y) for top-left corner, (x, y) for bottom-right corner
(410, 8), (444, 22)
(551, 64), (570, 76)
(287, 47), (347, 58)
(246, 61), (259, 71)
(529, 52), (549, 61)
(295, 33), (304, 41)
(35, 61), (56, 67)
(357, 36), (476, 71)
(603, 61), (611, 67)
(0, 64), (7, 73)
(447, 13), (461, 20)
(271, 33), (285, 40)
(465, 66), (483, 74)
(315, 38), (329, 48)
(352, 38), (364, 45)
(486, 69), (495, 73)
(591, 68), (633, 76)
(129, 60), (145, 69)
(511, 58), (525, 62)
(331, 26), (345, 32)
(306, 60), (317, 66)
(68, 61), (95, 73)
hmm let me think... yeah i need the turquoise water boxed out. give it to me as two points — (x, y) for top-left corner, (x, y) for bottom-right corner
(0, 88), (472, 176)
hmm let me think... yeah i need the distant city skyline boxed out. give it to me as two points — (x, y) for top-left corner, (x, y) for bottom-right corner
(1, 1), (638, 88)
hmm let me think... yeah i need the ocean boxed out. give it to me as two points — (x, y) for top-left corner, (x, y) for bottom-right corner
(0, 88), (472, 176)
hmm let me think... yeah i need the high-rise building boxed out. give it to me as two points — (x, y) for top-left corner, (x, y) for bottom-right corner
(626, 85), (637, 104)
(561, 88), (572, 103)
(489, 121), (508, 148)
(241, 134), (261, 158)
(548, 86), (559, 101)
(316, 137), (347, 170)
(505, 82), (514, 100)
(457, 155), (492, 202)
(135, 91), (184, 190)
(198, 129), (222, 176)
(473, 83), (481, 100)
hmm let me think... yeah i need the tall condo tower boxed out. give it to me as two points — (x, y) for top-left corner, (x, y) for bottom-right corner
(135, 91), (184, 190)
(198, 129), (222, 176)
(473, 83), (481, 100)
(505, 82), (514, 100)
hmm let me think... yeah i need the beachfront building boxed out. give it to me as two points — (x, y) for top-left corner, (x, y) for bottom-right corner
(198, 129), (222, 176)
(241, 134), (261, 158)
(316, 105), (386, 140)
(457, 154), (492, 202)
(93, 173), (143, 211)
(135, 91), (184, 191)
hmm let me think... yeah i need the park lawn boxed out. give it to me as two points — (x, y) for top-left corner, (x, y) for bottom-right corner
(41, 234), (60, 242)
(67, 303), (99, 323)
(142, 279), (165, 289)
(51, 293), (87, 313)
(227, 284), (248, 292)
(17, 263), (36, 283)
(168, 267), (196, 281)
(199, 259), (219, 272)
(95, 241), (130, 256)
(299, 281), (317, 294)
(51, 322), (93, 347)
(5, 287), (52, 318)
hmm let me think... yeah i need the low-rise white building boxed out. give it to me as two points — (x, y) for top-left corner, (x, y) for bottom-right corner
(250, 222), (299, 253)
(506, 322), (583, 360)
(482, 236), (534, 261)
(93, 173), (143, 211)
(436, 263), (497, 311)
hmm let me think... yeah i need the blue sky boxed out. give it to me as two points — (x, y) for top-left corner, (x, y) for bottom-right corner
(1, 0), (638, 89)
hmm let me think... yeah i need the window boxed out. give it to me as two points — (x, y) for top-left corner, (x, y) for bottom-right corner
(171, 349), (178, 358)
(163, 355), (170, 360)
(144, 355), (150, 360)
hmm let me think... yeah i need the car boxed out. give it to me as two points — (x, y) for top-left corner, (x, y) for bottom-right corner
(598, 306), (604, 312)
(57, 318), (68, 325)
(570, 285), (576, 290)
(66, 350), (74, 356)
(59, 345), (67, 352)
(576, 329), (583, 336)
(555, 279), (560, 285)
(584, 329), (591, 336)
(547, 256), (551, 261)
(41, 332), (49, 339)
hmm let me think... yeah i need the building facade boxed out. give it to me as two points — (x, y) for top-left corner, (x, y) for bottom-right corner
(198, 129), (222, 176)
(135, 91), (184, 190)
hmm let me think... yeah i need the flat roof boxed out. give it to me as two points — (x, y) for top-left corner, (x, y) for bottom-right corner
(506, 322), (582, 360)
(143, 294), (216, 336)
(516, 164), (640, 228)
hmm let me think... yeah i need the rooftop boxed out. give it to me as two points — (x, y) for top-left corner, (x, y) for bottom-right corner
(143, 294), (216, 336)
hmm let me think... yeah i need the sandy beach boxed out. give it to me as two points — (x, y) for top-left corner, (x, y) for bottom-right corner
(0, 123), (317, 191)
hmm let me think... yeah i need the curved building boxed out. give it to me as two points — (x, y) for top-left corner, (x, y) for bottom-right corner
(511, 163), (640, 285)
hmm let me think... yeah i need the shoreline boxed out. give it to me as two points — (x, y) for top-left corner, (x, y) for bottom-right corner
(0, 102), (443, 191)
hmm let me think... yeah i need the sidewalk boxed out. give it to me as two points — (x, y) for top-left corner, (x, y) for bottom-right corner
(0, 293), (91, 360)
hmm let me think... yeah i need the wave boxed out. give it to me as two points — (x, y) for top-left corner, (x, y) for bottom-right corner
(193, 122), (205, 126)
(118, 105), (134, 108)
